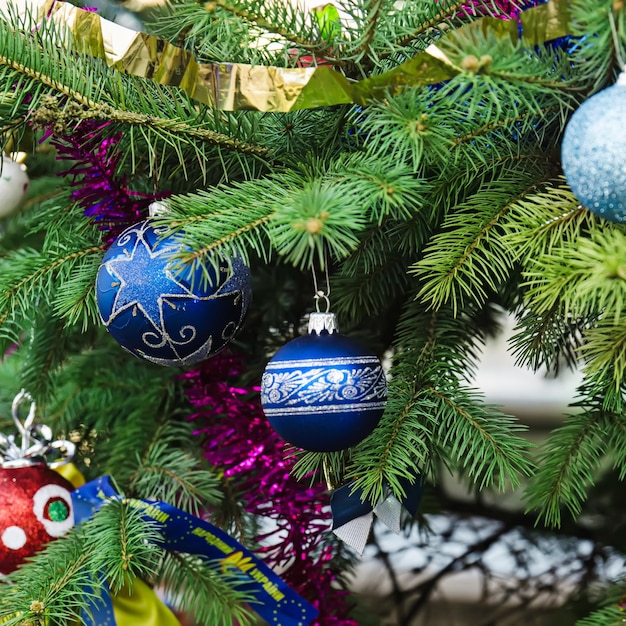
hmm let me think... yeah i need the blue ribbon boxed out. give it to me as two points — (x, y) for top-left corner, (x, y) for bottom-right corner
(72, 477), (318, 626)
(330, 476), (423, 554)
(82, 581), (116, 626)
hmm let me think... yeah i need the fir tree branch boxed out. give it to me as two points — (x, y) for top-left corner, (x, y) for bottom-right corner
(1, 1), (625, 621)
(30, 98), (270, 159)
(327, 153), (428, 224)
(181, 214), (273, 262)
(84, 500), (163, 594)
(211, 0), (333, 58)
(503, 183), (592, 259)
(580, 321), (626, 395)
(452, 105), (563, 147)
(413, 167), (552, 314)
(157, 552), (256, 626)
(129, 422), (222, 515)
(0, 245), (105, 328)
(332, 255), (410, 323)
(42, 344), (181, 482)
(394, 302), (486, 381)
(488, 70), (586, 92)
(18, 312), (77, 400)
(391, 1), (466, 50)
(153, 186), (277, 282)
(52, 252), (102, 331)
(347, 379), (436, 503)
(607, 415), (626, 481)
(431, 28), (580, 123)
(358, 0), (386, 59)
(525, 409), (610, 528)
(0, 530), (104, 625)
(0, 502), (163, 625)
(523, 228), (626, 326)
(426, 385), (532, 491)
(576, 605), (624, 626)
(0, 19), (269, 183)
(510, 302), (586, 375)
(0, 54), (98, 108)
(568, 0), (626, 93)
(107, 109), (270, 158)
(36, 553), (92, 625)
(160, 165), (383, 274)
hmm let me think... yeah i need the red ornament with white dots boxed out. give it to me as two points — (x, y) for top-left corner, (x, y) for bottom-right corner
(0, 390), (76, 574)
(0, 463), (74, 574)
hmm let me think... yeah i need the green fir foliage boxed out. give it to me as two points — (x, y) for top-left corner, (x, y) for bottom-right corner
(576, 605), (625, 626)
(0, 0), (624, 623)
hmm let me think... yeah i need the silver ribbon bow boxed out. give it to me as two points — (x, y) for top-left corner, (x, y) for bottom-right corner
(330, 478), (423, 555)
(0, 389), (75, 468)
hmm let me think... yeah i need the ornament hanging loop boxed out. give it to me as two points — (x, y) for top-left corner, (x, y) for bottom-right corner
(311, 244), (331, 312)
(0, 389), (76, 468)
(12, 388), (36, 455)
(323, 457), (341, 491)
(314, 290), (331, 313)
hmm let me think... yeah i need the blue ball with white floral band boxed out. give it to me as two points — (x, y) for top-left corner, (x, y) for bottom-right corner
(96, 219), (251, 366)
(261, 313), (387, 452)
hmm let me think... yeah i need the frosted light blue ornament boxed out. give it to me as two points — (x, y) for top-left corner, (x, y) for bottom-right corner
(561, 78), (626, 223)
(261, 312), (387, 452)
(96, 219), (251, 366)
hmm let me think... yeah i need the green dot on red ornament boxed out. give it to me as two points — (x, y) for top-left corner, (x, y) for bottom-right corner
(47, 499), (70, 522)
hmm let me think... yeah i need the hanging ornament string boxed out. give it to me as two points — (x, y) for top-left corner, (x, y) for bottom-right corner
(311, 246), (331, 314)
(0, 389), (35, 463)
(1, 0), (570, 113)
(261, 240), (387, 452)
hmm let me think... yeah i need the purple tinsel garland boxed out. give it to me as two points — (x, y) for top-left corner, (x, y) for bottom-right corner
(182, 353), (358, 625)
(49, 121), (160, 241)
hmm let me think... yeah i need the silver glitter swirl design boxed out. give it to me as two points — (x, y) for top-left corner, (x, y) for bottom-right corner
(100, 221), (250, 366)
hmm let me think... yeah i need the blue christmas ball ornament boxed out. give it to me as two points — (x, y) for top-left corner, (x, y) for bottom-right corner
(261, 312), (387, 452)
(561, 80), (626, 223)
(96, 219), (251, 366)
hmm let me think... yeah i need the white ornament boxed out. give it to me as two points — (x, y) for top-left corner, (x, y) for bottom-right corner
(0, 156), (29, 218)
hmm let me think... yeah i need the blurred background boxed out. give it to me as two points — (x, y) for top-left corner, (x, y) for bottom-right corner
(345, 314), (620, 626)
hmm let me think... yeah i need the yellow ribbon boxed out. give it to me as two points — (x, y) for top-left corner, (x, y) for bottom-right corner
(112, 579), (180, 626)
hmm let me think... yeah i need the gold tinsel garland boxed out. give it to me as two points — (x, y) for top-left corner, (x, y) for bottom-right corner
(0, 0), (570, 112)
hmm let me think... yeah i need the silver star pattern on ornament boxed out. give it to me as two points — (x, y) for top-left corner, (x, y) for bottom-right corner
(100, 221), (248, 366)
(103, 224), (192, 331)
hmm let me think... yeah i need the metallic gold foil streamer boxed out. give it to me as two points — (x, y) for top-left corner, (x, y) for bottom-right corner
(0, 0), (571, 112)
(519, 0), (572, 47)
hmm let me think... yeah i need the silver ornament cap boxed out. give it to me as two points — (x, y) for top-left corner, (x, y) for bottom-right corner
(308, 312), (338, 334)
